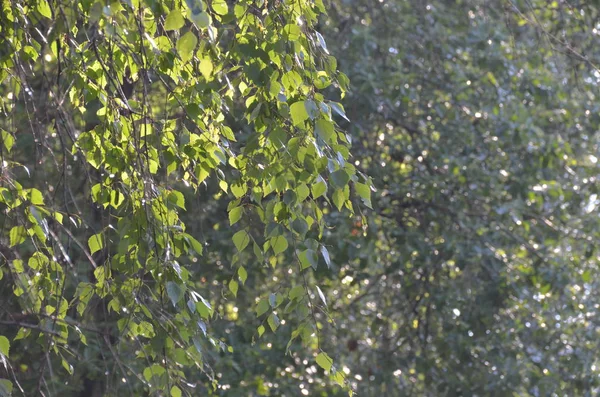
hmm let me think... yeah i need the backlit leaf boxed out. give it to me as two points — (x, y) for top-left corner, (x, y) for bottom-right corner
(233, 229), (250, 252)
(88, 233), (104, 255)
(316, 352), (333, 372)
(290, 101), (309, 126)
(0, 336), (9, 358)
(177, 31), (198, 63)
(165, 9), (185, 30)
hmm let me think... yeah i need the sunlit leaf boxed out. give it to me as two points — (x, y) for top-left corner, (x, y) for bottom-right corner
(177, 31), (198, 63)
(165, 9), (185, 30)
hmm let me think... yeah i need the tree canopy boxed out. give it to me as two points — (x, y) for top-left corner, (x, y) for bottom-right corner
(2, 0), (600, 396)
(0, 0), (360, 394)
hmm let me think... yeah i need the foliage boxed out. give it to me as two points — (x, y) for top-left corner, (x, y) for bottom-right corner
(0, 0), (359, 395)
(316, 0), (600, 395)
(3, 0), (600, 396)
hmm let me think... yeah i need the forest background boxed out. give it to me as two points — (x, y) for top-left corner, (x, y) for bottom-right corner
(1, 0), (600, 396)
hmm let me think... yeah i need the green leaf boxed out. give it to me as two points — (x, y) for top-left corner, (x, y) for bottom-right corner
(238, 266), (248, 284)
(199, 58), (213, 80)
(0, 379), (13, 396)
(270, 235), (288, 255)
(311, 180), (327, 199)
(290, 101), (309, 126)
(88, 233), (104, 255)
(166, 281), (184, 306)
(164, 9), (185, 31)
(168, 190), (186, 209)
(143, 364), (165, 382)
(267, 313), (280, 332)
(332, 189), (345, 211)
(330, 169), (350, 188)
(28, 252), (48, 270)
(177, 31), (198, 63)
(231, 182), (247, 198)
(183, 233), (203, 255)
(0, 336), (9, 358)
(289, 285), (304, 300)
(37, 0), (52, 18)
(195, 295), (213, 319)
(297, 183), (310, 201)
(332, 370), (346, 386)
(299, 249), (318, 270)
(582, 270), (591, 283)
(137, 321), (155, 338)
(282, 71), (302, 91)
(1, 130), (14, 152)
(110, 189), (124, 208)
(355, 182), (373, 209)
(94, 266), (106, 284)
(14, 328), (30, 341)
(253, 242), (263, 262)
(316, 352), (333, 372)
(315, 119), (334, 143)
(292, 218), (308, 236)
(212, 0), (228, 15)
(171, 386), (182, 397)
(229, 206), (243, 225)
(29, 188), (44, 205)
(284, 24), (302, 41)
(62, 358), (73, 374)
(229, 280), (238, 297)
(284, 189), (298, 206)
(233, 229), (250, 252)
(256, 299), (269, 317)
(9, 226), (26, 247)
(189, 11), (210, 28)
(12, 259), (23, 273)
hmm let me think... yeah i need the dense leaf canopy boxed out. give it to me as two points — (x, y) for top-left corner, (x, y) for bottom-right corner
(2, 0), (600, 396)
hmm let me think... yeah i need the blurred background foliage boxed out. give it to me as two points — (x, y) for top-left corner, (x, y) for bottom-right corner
(3, 0), (600, 396)
(190, 1), (600, 395)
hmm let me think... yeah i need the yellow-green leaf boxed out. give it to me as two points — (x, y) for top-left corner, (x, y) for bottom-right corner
(315, 119), (334, 143)
(290, 101), (309, 126)
(229, 206), (243, 226)
(238, 266), (247, 284)
(199, 58), (213, 80)
(0, 378), (13, 396)
(316, 351), (333, 372)
(1, 130), (14, 152)
(29, 188), (44, 205)
(9, 226), (26, 247)
(212, 0), (228, 15)
(164, 9), (185, 31)
(177, 31), (198, 63)
(88, 233), (104, 255)
(355, 182), (372, 209)
(233, 229), (250, 252)
(171, 386), (182, 397)
(229, 279), (238, 297)
(0, 336), (9, 358)
(270, 235), (288, 255)
(189, 11), (210, 28)
(37, 0), (52, 18)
